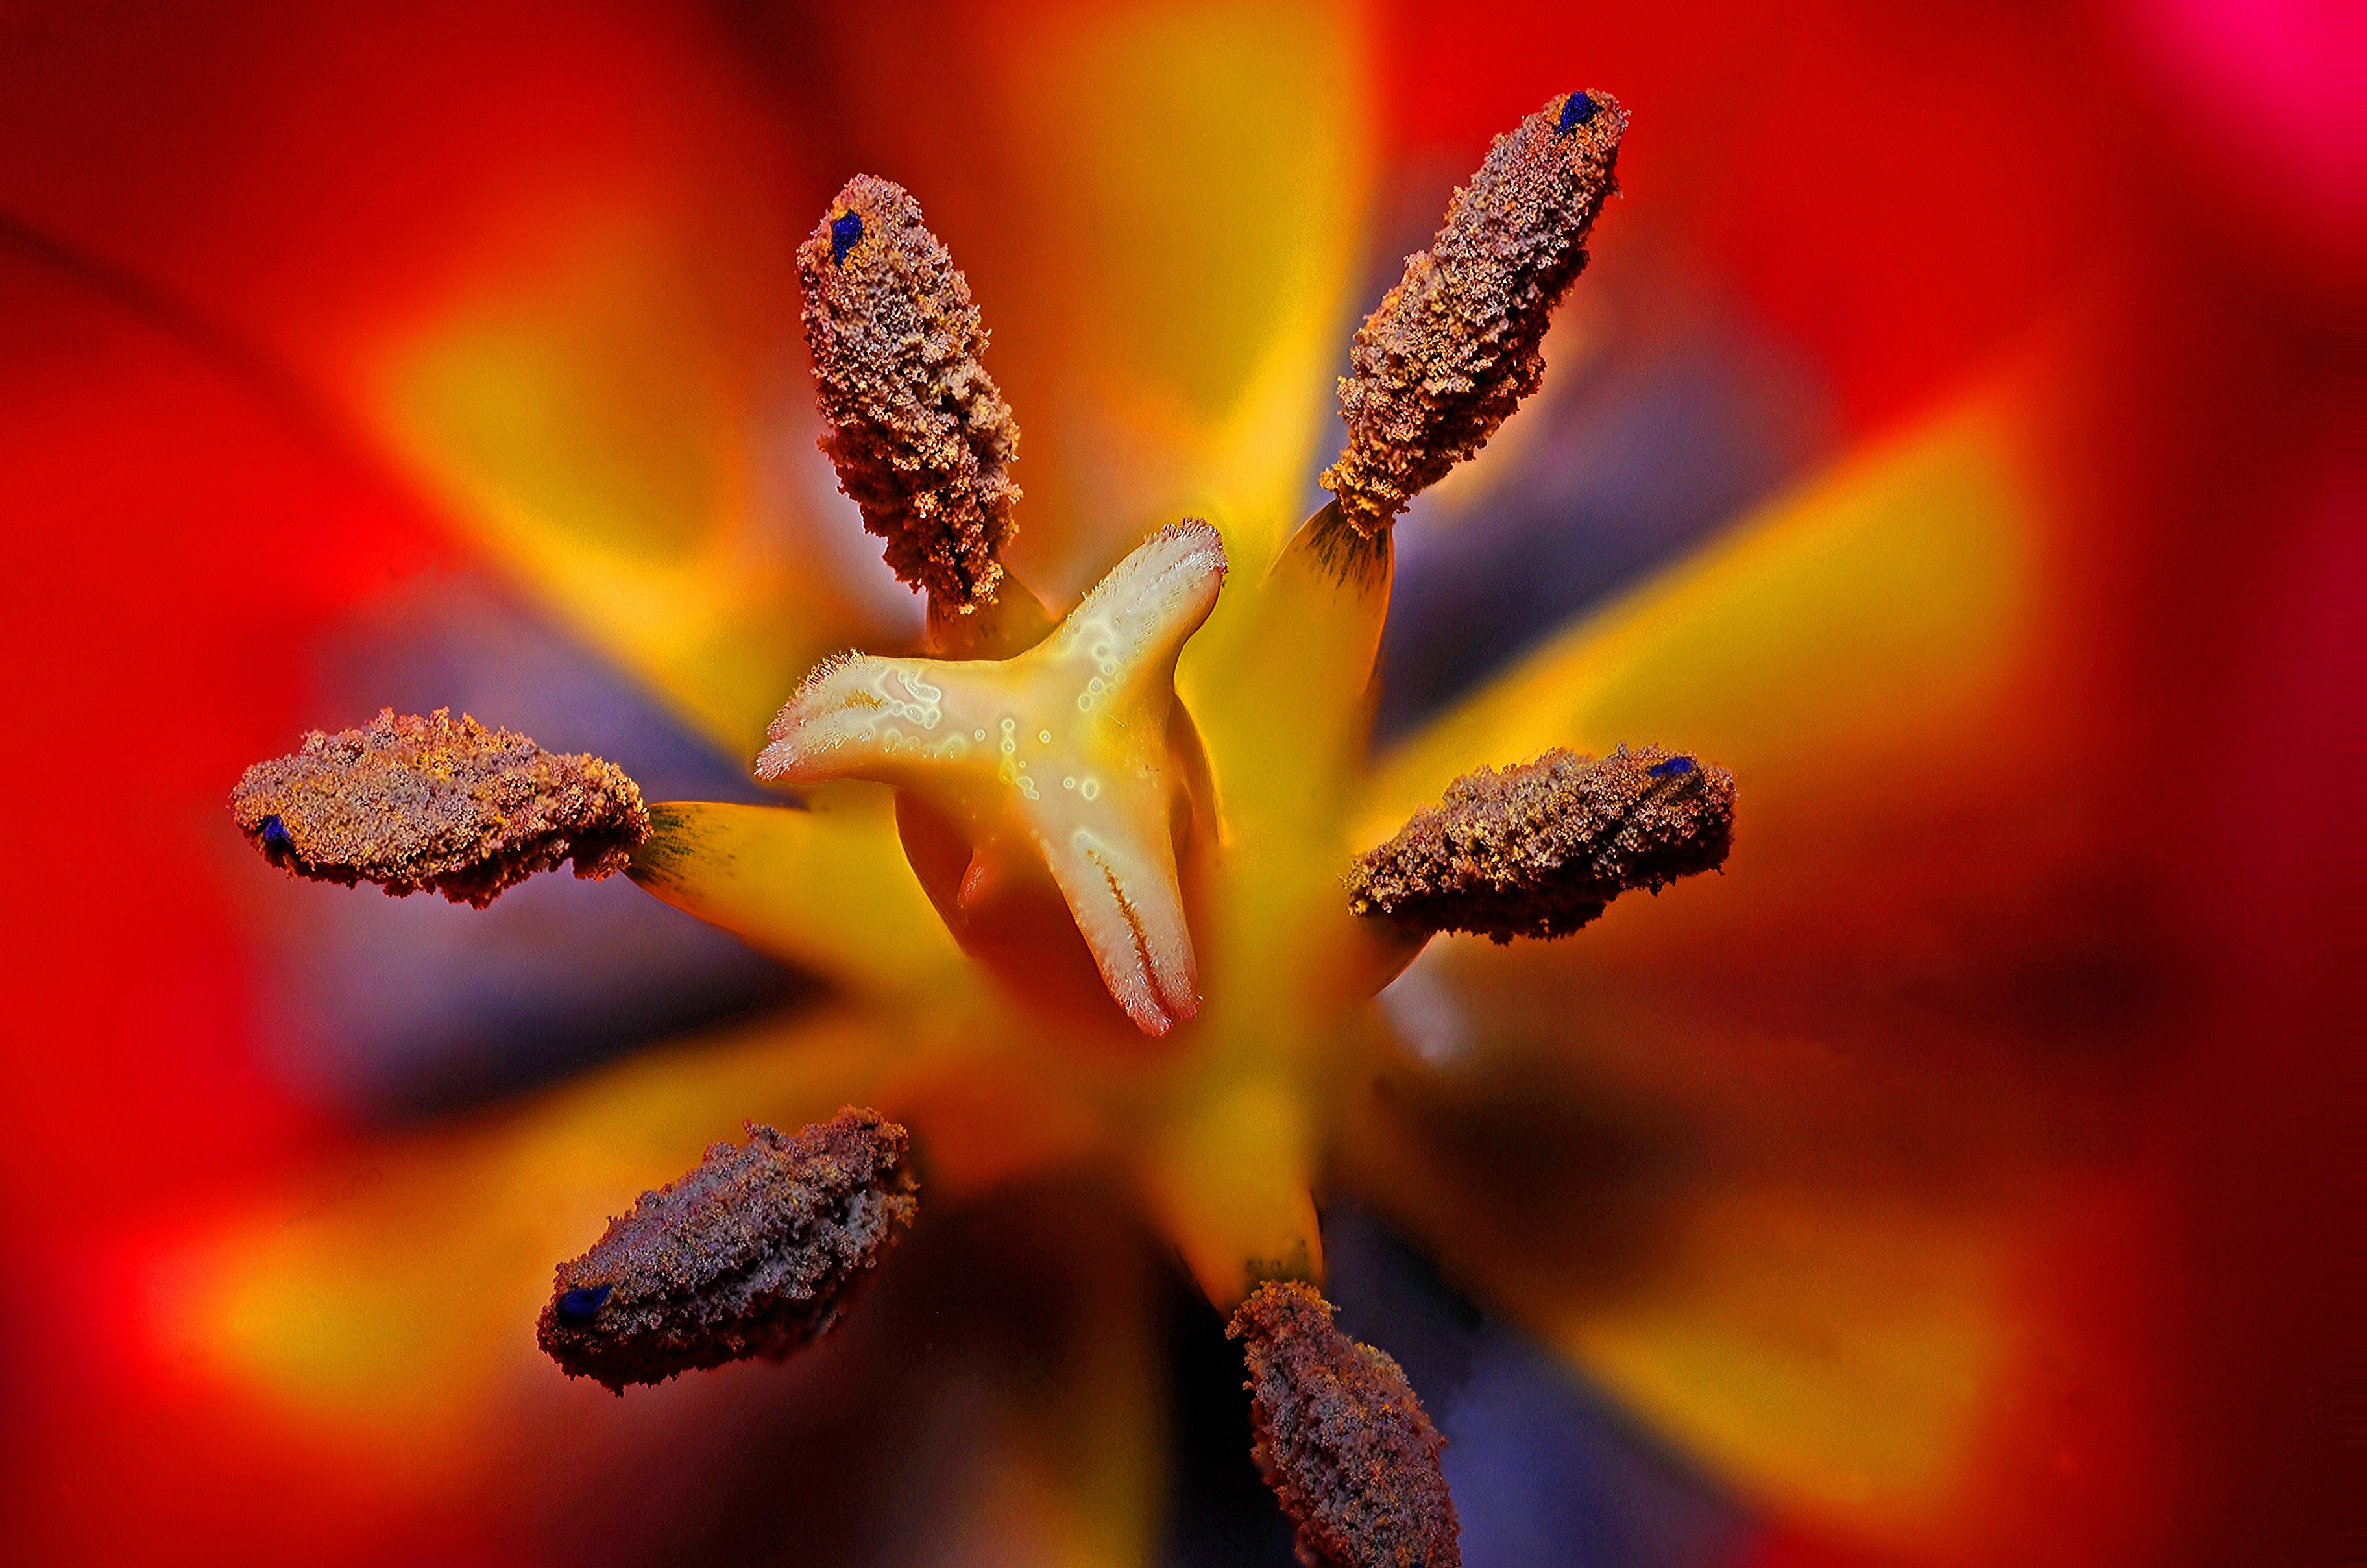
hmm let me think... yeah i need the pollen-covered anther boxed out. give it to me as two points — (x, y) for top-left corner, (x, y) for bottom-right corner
(1348, 743), (1734, 942)
(1320, 89), (1626, 537)
(537, 1108), (918, 1395)
(756, 522), (1227, 1035)
(799, 174), (1020, 613)
(1228, 1280), (1461, 1568)
(228, 708), (649, 908)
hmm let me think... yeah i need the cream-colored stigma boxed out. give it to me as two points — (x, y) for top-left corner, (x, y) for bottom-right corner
(757, 522), (1227, 1035)
(799, 175), (1021, 616)
(1321, 89), (1626, 538)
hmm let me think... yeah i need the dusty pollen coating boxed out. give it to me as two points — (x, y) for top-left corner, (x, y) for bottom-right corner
(537, 1109), (918, 1394)
(1322, 89), (1625, 537)
(1229, 1281), (1460, 1568)
(799, 174), (1020, 613)
(1348, 743), (1734, 942)
(228, 708), (649, 908)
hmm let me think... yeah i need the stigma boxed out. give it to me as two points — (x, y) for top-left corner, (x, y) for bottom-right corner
(756, 522), (1227, 1035)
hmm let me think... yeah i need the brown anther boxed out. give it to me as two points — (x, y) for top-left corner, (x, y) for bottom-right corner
(1228, 1280), (1461, 1568)
(537, 1109), (918, 1395)
(1348, 744), (1734, 943)
(230, 708), (649, 908)
(1321, 90), (1626, 537)
(799, 175), (1020, 614)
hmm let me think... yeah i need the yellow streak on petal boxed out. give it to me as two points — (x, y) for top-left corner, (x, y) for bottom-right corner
(1335, 1055), (2011, 1538)
(1562, 1190), (2006, 1534)
(978, 1), (1375, 583)
(1335, 365), (2077, 1538)
(923, 1201), (1168, 1568)
(627, 792), (969, 1000)
(1357, 380), (2040, 846)
(153, 1006), (898, 1467)
(372, 217), (871, 758)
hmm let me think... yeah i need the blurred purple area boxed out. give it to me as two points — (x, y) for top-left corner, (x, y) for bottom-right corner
(226, 572), (807, 1122)
(1326, 165), (1836, 740)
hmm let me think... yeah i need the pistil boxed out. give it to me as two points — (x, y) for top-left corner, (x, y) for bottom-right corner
(757, 522), (1228, 1035)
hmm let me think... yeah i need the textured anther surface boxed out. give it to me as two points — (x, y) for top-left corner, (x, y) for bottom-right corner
(1229, 1281), (1461, 1568)
(229, 708), (649, 908)
(537, 1109), (917, 1394)
(1348, 744), (1734, 941)
(799, 174), (1020, 612)
(1321, 90), (1625, 537)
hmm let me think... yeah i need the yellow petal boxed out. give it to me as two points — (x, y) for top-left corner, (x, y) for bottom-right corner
(370, 206), (876, 759)
(154, 1004), (900, 1470)
(1333, 1051), (2015, 1540)
(1359, 369), (2048, 846)
(1337, 346), (2154, 1546)
(823, 3), (1375, 587)
(1183, 511), (1393, 848)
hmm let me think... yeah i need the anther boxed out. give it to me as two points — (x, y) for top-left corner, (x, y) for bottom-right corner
(537, 1109), (918, 1395)
(230, 709), (650, 908)
(799, 175), (1020, 614)
(1347, 744), (1734, 942)
(1320, 90), (1627, 538)
(1228, 1280), (1461, 1568)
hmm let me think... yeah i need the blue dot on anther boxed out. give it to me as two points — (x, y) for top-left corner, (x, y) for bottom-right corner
(1649, 756), (1695, 778)
(830, 211), (864, 264)
(1557, 91), (1597, 136)
(556, 1284), (613, 1326)
(258, 814), (295, 853)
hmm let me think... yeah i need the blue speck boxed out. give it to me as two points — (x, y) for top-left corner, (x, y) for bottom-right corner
(258, 814), (295, 853)
(556, 1284), (613, 1326)
(1648, 756), (1695, 778)
(1557, 91), (1597, 136)
(830, 211), (864, 264)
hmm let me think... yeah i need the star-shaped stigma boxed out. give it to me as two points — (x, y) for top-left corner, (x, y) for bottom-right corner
(755, 522), (1227, 1035)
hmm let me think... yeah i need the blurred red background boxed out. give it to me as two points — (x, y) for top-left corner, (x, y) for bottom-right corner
(0, 3), (2349, 1564)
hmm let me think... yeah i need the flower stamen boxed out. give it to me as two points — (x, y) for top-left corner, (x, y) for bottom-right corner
(799, 175), (1021, 617)
(1229, 1279), (1461, 1568)
(1321, 89), (1626, 539)
(1347, 744), (1734, 941)
(537, 1109), (918, 1395)
(229, 708), (649, 908)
